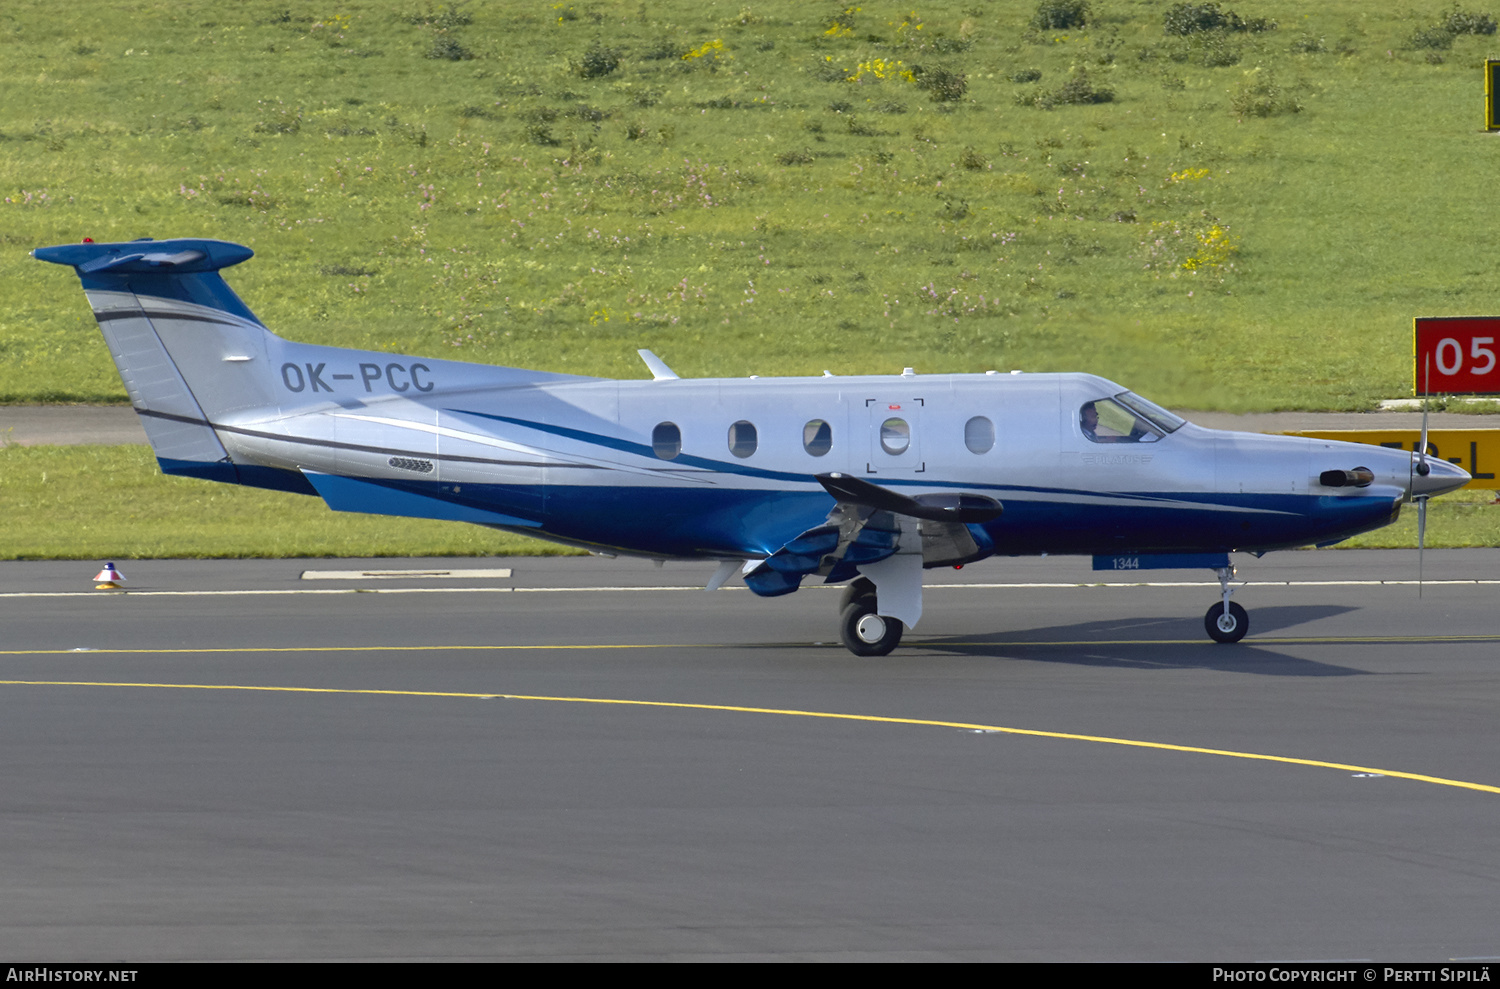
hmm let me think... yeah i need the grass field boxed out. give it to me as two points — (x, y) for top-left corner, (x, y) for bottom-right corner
(5, 1), (1500, 560)
(0, 445), (566, 558)
(4, 0), (1500, 411)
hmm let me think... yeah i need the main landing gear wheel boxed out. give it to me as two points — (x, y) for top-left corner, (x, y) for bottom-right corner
(840, 599), (903, 657)
(1204, 601), (1249, 644)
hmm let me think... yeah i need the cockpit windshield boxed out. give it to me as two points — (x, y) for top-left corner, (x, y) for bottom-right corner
(1079, 393), (1185, 444)
(1115, 392), (1185, 433)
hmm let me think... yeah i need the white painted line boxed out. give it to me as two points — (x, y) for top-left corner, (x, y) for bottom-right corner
(300, 568), (512, 580)
(4, 578), (1500, 599)
(939, 580), (1500, 588)
(0, 586), (704, 598)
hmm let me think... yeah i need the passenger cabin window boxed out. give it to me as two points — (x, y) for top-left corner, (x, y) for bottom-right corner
(652, 421), (682, 460)
(880, 418), (910, 455)
(1079, 397), (1167, 444)
(803, 419), (832, 457)
(728, 420), (758, 458)
(964, 416), (994, 454)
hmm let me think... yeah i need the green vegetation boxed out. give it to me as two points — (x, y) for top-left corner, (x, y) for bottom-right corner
(4, 1), (1500, 559)
(0, 445), (567, 559)
(1, 1), (1499, 412)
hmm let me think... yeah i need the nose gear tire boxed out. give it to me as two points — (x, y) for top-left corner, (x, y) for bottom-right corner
(1204, 601), (1249, 644)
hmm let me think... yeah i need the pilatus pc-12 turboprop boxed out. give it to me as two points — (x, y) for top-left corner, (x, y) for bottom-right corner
(35, 238), (1470, 655)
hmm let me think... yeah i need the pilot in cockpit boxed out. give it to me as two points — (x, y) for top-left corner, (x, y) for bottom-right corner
(1080, 397), (1164, 443)
(1080, 401), (1103, 441)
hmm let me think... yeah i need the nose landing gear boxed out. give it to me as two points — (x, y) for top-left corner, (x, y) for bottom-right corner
(1205, 564), (1248, 643)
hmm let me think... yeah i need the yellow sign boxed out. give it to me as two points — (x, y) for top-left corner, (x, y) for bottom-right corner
(1283, 430), (1500, 488)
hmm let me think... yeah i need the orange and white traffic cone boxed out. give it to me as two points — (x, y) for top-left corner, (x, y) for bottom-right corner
(92, 562), (125, 590)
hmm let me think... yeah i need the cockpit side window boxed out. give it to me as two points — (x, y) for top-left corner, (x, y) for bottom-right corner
(1080, 398), (1164, 444)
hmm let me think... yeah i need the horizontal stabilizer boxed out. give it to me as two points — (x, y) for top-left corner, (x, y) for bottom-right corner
(33, 239), (254, 274)
(816, 472), (1003, 523)
(301, 471), (542, 528)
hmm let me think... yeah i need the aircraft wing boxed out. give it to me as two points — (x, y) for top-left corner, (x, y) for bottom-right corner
(742, 474), (1000, 598)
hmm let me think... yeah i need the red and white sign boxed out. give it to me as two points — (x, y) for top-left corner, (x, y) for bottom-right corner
(1414, 317), (1500, 395)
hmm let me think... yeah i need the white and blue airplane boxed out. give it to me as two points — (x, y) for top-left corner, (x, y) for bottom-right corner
(34, 238), (1471, 654)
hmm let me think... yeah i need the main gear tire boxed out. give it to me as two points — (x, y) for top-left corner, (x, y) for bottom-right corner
(839, 600), (903, 656)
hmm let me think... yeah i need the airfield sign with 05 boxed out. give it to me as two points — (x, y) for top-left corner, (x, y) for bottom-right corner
(1414, 317), (1500, 395)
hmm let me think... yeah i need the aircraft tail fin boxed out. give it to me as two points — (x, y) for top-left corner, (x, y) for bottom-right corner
(33, 238), (271, 476)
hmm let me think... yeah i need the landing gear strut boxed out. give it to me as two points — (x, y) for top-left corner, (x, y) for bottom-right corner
(1204, 564), (1248, 643)
(838, 578), (903, 656)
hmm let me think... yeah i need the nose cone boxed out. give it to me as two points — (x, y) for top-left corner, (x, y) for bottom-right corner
(1411, 455), (1470, 500)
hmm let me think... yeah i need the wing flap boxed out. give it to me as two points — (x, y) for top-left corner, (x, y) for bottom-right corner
(744, 475), (1000, 598)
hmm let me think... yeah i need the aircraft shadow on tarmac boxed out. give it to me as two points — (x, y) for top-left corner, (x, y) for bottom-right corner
(909, 603), (1368, 677)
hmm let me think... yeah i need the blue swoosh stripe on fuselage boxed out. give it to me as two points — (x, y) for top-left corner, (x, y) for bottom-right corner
(447, 410), (1308, 518)
(448, 409), (833, 484)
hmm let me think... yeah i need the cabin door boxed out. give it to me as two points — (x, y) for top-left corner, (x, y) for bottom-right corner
(864, 396), (925, 474)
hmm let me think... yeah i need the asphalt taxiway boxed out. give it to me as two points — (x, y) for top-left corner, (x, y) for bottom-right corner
(2, 551), (1499, 961)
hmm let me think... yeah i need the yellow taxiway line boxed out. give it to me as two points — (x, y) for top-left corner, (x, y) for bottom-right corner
(0, 676), (1495, 796)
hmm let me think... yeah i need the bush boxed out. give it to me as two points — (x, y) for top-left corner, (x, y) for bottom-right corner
(916, 67), (967, 102)
(1025, 68), (1114, 108)
(934, 37), (973, 54)
(426, 36), (473, 60)
(526, 122), (559, 146)
(1441, 5), (1498, 35)
(575, 43), (621, 78)
(1032, 0), (1089, 31)
(642, 39), (686, 60)
(1201, 36), (1242, 67)
(1165, 3), (1229, 34)
(406, 2), (472, 28)
(1011, 67), (1043, 83)
(814, 60), (848, 82)
(1408, 6), (1496, 51)
(775, 147), (815, 165)
(1230, 70), (1301, 117)
(1163, 3), (1274, 36)
(1409, 25), (1457, 49)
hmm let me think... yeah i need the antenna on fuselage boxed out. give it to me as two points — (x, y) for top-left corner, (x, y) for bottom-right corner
(637, 349), (679, 381)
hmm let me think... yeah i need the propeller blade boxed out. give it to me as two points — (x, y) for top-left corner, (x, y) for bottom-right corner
(1417, 496), (1427, 598)
(1417, 354), (1432, 478)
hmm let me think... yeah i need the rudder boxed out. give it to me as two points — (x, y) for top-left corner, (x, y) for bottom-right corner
(34, 238), (271, 482)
